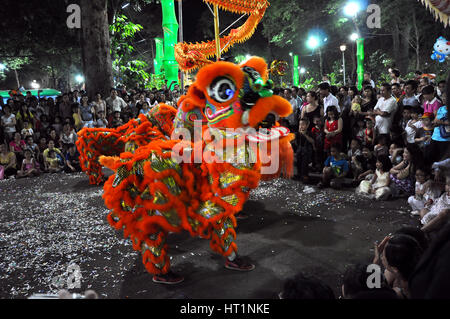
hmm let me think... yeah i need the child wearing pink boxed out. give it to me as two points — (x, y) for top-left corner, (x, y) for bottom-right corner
(423, 97), (441, 114)
(421, 85), (441, 115)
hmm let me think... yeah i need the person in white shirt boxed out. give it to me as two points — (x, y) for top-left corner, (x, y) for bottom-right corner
(105, 88), (127, 113)
(372, 83), (398, 137)
(364, 72), (376, 88)
(404, 106), (423, 145)
(1, 105), (17, 141)
(319, 82), (340, 114)
(292, 86), (303, 113)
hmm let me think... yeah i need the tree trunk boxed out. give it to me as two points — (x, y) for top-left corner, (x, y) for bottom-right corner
(392, 21), (400, 68)
(81, 0), (113, 100)
(14, 69), (20, 88)
(412, 12), (420, 71)
(398, 23), (411, 76)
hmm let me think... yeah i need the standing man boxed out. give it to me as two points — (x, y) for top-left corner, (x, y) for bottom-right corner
(400, 80), (420, 108)
(106, 88), (127, 113)
(284, 88), (299, 132)
(339, 86), (352, 110)
(58, 93), (73, 120)
(319, 82), (340, 114)
(291, 86), (303, 113)
(372, 83), (398, 143)
(391, 83), (402, 102)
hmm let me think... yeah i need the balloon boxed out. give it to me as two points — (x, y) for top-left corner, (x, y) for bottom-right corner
(431, 36), (450, 63)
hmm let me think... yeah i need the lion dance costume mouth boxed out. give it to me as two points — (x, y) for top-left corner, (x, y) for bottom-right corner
(76, 57), (293, 277)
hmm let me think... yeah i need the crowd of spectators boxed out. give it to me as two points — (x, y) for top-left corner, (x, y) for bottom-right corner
(0, 68), (449, 299)
(0, 71), (448, 233)
(0, 85), (183, 180)
(277, 70), (449, 235)
(274, 70), (450, 299)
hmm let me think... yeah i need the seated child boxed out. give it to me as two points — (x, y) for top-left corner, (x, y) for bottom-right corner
(65, 144), (81, 173)
(420, 175), (450, 233)
(353, 119), (365, 144)
(408, 166), (440, 216)
(25, 135), (40, 160)
(21, 120), (34, 138)
(352, 144), (376, 182)
(45, 149), (63, 173)
(357, 155), (392, 200)
(374, 135), (389, 157)
(318, 144), (349, 189)
(348, 138), (362, 159)
(17, 149), (39, 178)
(348, 139), (362, 179)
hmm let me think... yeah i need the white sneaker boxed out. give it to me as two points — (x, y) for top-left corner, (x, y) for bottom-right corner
(410, 210), (420, 216)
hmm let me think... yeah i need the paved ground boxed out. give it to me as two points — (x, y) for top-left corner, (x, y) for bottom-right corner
(0, 172), (419, 299)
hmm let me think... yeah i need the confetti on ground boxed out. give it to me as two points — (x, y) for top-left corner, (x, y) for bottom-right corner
(0, 173), (137, 298)
(0, 172), (415, 299)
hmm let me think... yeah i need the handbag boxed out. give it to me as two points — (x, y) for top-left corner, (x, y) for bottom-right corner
(439, 115), (450, 138)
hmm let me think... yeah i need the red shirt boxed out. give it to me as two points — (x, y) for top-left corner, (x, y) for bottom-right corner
(324, 119), (342, 150)
(9, 140), (26, 152)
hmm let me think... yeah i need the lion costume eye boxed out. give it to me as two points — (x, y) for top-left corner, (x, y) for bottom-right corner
(207, 77), (236, 103)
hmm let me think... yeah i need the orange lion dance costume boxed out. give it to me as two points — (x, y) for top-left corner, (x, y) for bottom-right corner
(77, 57), (293, 283)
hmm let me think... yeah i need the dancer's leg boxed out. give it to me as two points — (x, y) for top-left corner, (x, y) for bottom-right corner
(142, 229), (184, 284)
(209, 217), (255, 271)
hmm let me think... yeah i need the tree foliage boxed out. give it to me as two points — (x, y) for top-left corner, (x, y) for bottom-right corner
(110, 14), (150, 87)
(1, 0), (449, 90)
(0, 0), (80, 89)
